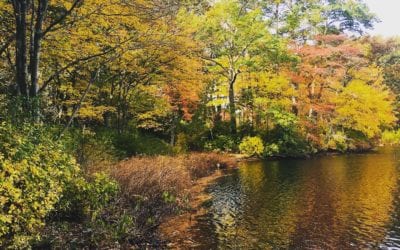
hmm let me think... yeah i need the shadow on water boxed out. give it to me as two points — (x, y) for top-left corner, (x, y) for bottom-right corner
(188, 147), (400, 249)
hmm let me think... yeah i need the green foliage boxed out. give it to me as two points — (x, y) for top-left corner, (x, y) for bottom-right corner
(262, 109), (313, 157)
(263, 143), (280, 157)
(382, 130), (400, 145)
(0, 123), (119, 248)
(267, 132), (312, 157)
(115, 132), (173, 156)
(162, 191), (177, 204)
(268, 108), (298, 130)
(173, 133), (189, 154)
(325, 131), (349, 152)
(63, 128), (120, 171)
(239, 136), (264, 157)
(56, 172), (119, 221)
(0, 123), (81, 248)
(204, 135), (237, 152)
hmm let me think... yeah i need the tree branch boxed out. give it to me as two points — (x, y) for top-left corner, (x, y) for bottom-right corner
(0, 35), (15, 57)
(58, 68), (100, 138)
(42, 0), (82, 36)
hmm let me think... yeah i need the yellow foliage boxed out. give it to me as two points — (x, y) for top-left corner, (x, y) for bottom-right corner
(333, 79), (396, 138)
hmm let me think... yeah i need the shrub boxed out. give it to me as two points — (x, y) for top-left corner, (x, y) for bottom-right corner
(239, 136), (264, 157)
(204, 135), (237, 152)
(63, 128), (120, 173)
(112, 153), (236, 202)
(0, 123), (81, 248)
(382, 130), (400, 145)
(325, 131), (348, 152)
(173, 133), (189, 154)
(184, 152), (236, 179)
(55, 172), (119, 221)
(112, 156), (191, 203)
(0, 123), (120, 248)
(114, 132), (173, 156)
(263, 143), (280, 157)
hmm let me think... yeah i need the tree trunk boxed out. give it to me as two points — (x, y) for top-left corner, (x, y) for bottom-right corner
(30, 0), (48, 97)
(228, 80), (236, 134)
(14, 0), (29, 97)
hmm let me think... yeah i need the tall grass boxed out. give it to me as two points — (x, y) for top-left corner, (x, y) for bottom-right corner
(112, 153), (236, 203)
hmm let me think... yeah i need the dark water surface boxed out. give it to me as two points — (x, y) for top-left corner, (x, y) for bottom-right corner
(190, 147), (400, 249)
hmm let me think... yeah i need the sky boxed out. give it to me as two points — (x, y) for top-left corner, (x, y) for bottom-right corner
(363, 0), (400, 37)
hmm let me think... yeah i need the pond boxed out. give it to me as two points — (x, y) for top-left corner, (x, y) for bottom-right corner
(189, 147), (400, 249)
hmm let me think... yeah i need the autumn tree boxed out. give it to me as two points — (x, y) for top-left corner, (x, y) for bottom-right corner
(183, 0), (286, 133)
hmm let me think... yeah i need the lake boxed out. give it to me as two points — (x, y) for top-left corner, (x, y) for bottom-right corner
(189, 147), (400, 249)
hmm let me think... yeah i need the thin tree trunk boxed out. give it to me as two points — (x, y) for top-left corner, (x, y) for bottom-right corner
(228, 72), (238, 134)
(14, 0), (29, 97)
(30, 0), (48, 97)
(228, 80), (236, 134)
(59, 70), (99, 138)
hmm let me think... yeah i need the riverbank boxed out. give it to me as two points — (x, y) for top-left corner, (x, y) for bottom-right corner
(157, 148), (384, 247)
(37, 148), (381, 248)
(158, 168), (234, 248)
(163, 146), (400, 248)
(110, 153), (239, 247)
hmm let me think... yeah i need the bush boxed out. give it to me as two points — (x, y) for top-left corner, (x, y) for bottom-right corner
(55, 172), (119, 221)
(113, 156), (191, 206)
(0, 123), (81, 248)
(112, 153), (236, 203)
(173, 133), (189, 154)
(263, 143), (280, 157)
(114, 132), (173, 156)
(239, 136), (264, 157)
(0, 123), (120, 248)
(204, 135), (237, 152)
(325, 131), (348, 152)
(63, 128), (120, 173)
(184, 152), (236, 179)
(382, 130), (400, 145)
(263, 108), (312, 157)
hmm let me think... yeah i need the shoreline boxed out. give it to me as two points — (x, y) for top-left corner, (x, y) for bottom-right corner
(156, 148), (382, 247)
(158, 164), (239, 248)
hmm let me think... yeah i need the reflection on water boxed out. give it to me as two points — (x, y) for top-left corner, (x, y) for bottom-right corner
(190, 147), (400, 249)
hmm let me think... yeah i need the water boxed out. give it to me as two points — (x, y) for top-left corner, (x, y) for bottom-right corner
(190, 147), (400, 249)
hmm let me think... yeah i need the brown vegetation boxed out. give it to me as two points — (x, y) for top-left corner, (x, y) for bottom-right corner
(112, 153), (237, 203)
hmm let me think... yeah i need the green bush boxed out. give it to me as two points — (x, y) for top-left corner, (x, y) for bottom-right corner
(63, 128), (120, 172)
(325, 131), (348, 152)
(0, 123), (119, 248)
(173, 133), (189, 154)
(263, 143), (280, 157)
(0, 123), (81, 248)
(239, 136), (264, 157)
(56, 172), (119, 221)
(114, 132), (172, 156)
(382, 130), (400, 145)
(204, 135), (237, 152)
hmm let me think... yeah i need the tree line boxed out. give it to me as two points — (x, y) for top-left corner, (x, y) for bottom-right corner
(0, 0), (399, 156)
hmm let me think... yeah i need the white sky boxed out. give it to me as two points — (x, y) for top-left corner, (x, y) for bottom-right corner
(363, 0), (400, 37)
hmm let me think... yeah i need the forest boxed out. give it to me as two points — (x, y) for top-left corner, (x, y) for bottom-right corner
(1, 0), (400, 248)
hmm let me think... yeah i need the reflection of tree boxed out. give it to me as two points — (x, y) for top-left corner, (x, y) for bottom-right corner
(195, 148), (400, 248)
(290, 150), (397, 248)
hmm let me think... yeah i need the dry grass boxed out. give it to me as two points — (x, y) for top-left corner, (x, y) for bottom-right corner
(112, 153), (236, 202)
(184, 152), (236, 179)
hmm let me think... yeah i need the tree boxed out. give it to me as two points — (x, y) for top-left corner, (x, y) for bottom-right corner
(259, 0), (376, 41)
(184, 0), (280, 133)
(9, 0), (83, 99)
(333, 78), (395, 138)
